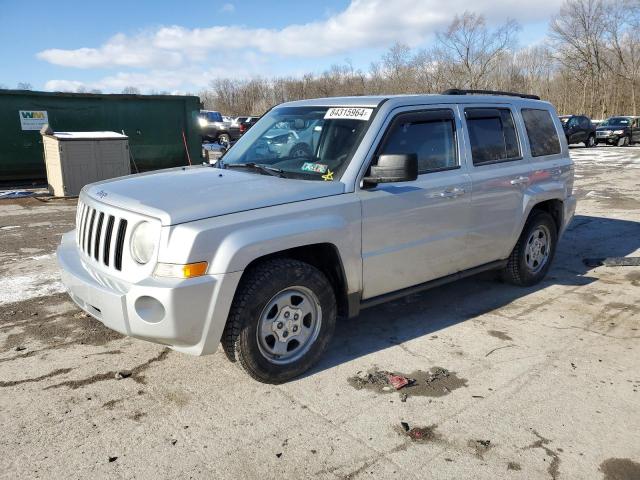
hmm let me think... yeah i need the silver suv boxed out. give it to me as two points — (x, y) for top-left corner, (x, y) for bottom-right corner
(58, 90), (576, 383)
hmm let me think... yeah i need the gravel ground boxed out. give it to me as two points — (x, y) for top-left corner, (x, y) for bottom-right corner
(1, 146), (639, 480)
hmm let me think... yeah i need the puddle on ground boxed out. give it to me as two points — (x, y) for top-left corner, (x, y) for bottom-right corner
(487, 330), (512, 341)
(600, 458), (640, 480)
(507, 461), (521, 471)
(348, 367), (468, 397)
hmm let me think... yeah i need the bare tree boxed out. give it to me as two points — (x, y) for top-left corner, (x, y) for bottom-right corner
(433, 12), (520, 89)
(17, 82), (33, 90)
(121, 86), (141, 95)
(550, 0), (609, 117)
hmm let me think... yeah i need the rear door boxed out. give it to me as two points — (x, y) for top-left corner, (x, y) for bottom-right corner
(358, 105), (472, 299)
(462, 104), (530, 266)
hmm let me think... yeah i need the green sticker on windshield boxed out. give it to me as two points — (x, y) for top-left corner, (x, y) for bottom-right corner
(301, 162), (328, 174)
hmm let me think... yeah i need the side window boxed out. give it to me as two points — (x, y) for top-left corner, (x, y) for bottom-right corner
(379, 109), (458, 174)
(465, 108), (520, 165)
(580, 117), (590, 129)
(521, 109), (561, 157)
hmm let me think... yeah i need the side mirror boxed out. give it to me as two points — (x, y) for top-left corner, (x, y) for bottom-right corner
(363, 154), (418, 186)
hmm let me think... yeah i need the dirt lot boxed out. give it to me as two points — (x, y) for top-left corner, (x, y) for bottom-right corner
(1, 147), (639, 479)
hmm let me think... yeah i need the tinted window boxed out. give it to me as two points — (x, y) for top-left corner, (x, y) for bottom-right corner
(465, 108), (520, 165)
(521, 109), (561, 157)
(380, 110), (458, 173)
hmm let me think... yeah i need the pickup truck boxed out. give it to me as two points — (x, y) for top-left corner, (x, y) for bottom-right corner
(58, 90), (576, 383)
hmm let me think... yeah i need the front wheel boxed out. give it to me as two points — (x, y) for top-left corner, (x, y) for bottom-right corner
(501, 211), (557, 287)
(218, 133), (230, 145)
(617, 136), (630, 147)
(222, 258), (336, 384)
(586, 135), (596, 148)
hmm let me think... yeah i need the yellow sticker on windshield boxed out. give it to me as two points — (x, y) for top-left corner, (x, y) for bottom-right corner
(322, 169), (334, 181)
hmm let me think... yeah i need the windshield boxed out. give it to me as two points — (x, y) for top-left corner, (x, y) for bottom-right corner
(601, 117), (631, 127)
(219, 106), (375, 181)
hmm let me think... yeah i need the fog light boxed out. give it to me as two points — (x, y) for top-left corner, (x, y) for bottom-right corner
(134, 296), (165, 323)
(154, 261), (208, 279)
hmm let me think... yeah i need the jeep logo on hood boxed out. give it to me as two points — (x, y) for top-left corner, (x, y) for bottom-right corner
(96, 190), (108, 199)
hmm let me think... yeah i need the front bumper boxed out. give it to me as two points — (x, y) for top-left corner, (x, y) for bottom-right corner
(595, 132), (622, 143)
(57, 231), (242, 355)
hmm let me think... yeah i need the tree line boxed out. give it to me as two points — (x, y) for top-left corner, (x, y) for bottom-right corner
(201, 0), (640, 120)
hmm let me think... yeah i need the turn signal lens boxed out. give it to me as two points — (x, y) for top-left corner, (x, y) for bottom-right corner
(154, 262), (208, 279)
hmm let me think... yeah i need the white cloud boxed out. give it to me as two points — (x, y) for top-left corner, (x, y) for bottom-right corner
(220, 3), (235, 13)
(38, 0), (563, 69)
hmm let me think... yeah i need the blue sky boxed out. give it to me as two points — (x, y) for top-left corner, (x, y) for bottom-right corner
(0, 0), (559, 93)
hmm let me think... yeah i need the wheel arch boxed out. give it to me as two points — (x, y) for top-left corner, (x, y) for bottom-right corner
(240, 243), (351, 319)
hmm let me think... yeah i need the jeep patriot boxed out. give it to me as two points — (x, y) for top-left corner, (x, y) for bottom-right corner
(58, 89), (576, 383)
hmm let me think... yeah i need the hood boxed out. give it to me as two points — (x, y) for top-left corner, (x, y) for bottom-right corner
(83, 166), (344, 226)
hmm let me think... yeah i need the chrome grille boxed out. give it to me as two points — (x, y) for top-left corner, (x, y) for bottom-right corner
(76, 200), (128, 271)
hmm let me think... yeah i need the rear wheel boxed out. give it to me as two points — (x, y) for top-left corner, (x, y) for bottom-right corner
(501, 211), (557, 287)
(222, 258), (336, 384)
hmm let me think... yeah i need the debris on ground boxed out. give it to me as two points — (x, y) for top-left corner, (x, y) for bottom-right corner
(14, 346), (27, 352)
(275, 453), (282, 458)
(401, 393), (408, 402)
(115, 371), (132, 380)
(171, 439), (178, 446)
(387, 374), (411, 390)
(108, 456), (118, 463)
(468, 439), (492, 458)
(583, 257), (640, 267)
(348, 367), (467, 397)
(398, 422), (440, 443)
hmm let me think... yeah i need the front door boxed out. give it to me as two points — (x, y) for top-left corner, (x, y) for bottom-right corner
(358, 106), (472, 300)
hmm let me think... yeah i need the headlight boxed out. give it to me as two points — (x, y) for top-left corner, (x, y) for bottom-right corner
(198, 118), (208, 127)
(130, 221), (157, 264)
(613, 130), (624, 135)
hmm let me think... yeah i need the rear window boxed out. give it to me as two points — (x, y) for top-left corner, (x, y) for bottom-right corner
(201, 111), (222, 122)
(521, 109), (561, 157)
(465, 108), (520, 165)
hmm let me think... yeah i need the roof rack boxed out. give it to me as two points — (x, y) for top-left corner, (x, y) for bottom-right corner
(442, 88), (540, 100)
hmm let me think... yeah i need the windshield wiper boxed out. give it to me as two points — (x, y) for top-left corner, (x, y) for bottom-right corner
(223, 162), (286, 178)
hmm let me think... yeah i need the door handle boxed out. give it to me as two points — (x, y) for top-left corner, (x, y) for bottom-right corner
(510, 176), (530, 186)
(439, 187), (466, 198)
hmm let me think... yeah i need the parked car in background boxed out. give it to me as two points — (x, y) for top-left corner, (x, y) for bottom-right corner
(250, 118), (322, 160)
(58, 89), (575, 383)
(595, 116), (640, 146)
(238, 116), (260, 135)
(198, 110), (232, 143)
(559, 115), (596, 147)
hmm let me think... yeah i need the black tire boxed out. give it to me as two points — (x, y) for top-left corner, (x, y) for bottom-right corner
(218, 133), (230, 145)
(617, 136), (630, 147)
(501, 210), (558, 287)
(289, 143), (312, 159)
(222, 258), (337, 384)
(586, 134), (596, 148)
